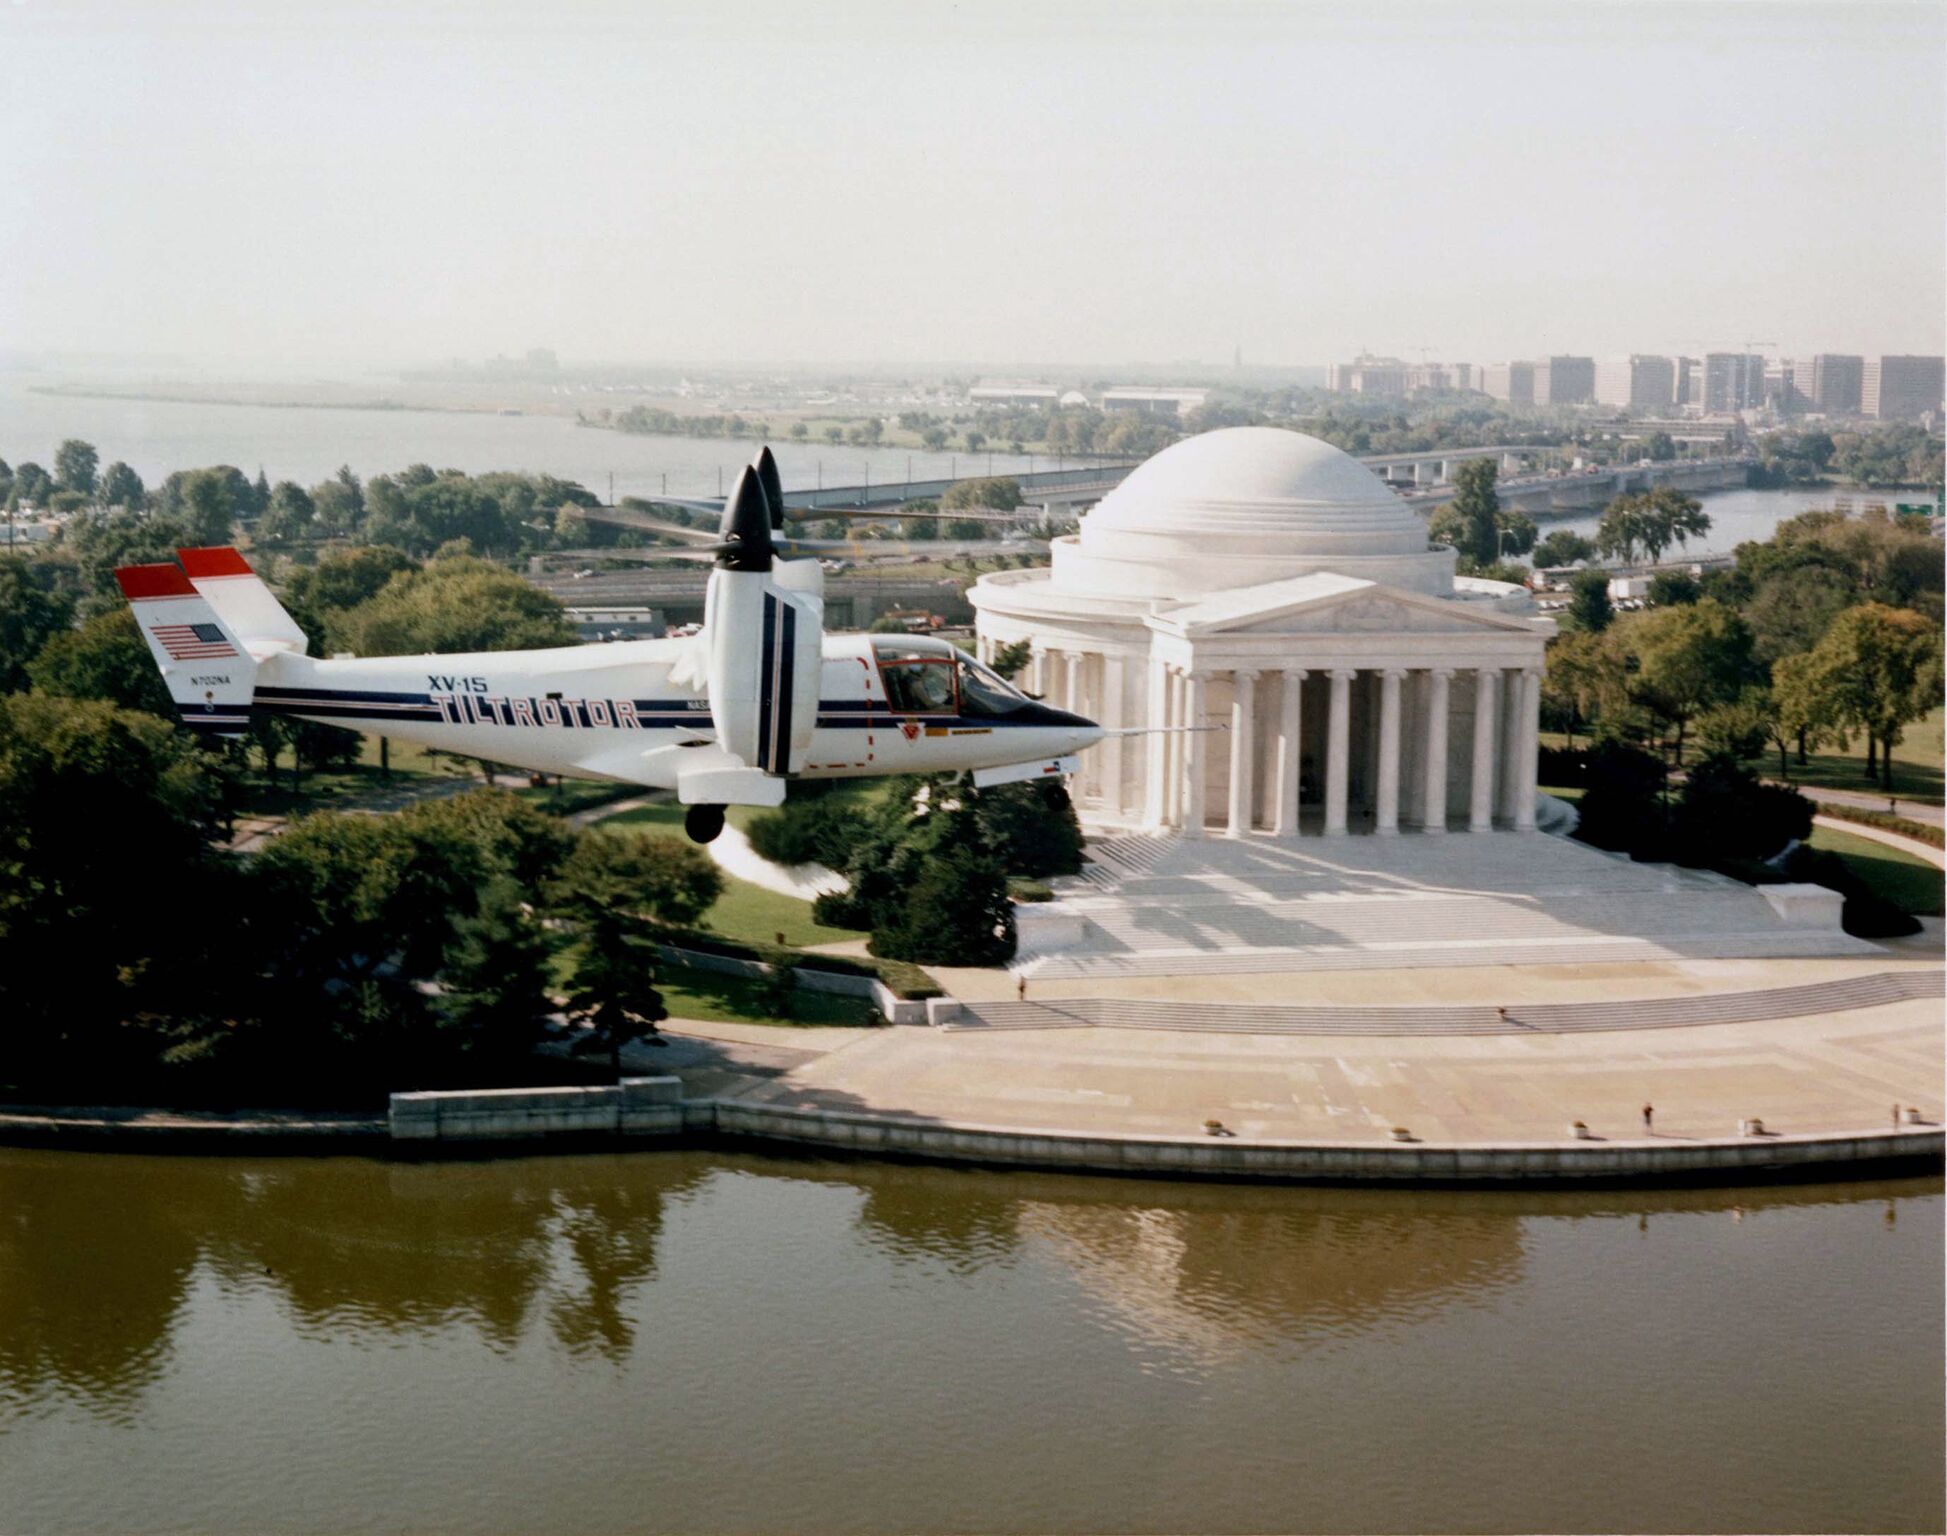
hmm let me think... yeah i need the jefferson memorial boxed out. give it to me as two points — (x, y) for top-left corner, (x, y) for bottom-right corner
(971, 427), (1553, 836)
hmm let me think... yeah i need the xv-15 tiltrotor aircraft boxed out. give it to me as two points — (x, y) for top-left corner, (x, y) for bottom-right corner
(116, 447), (1103, 842)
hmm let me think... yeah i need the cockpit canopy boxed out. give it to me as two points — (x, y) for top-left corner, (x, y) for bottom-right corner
(871, 636), (1030, 718)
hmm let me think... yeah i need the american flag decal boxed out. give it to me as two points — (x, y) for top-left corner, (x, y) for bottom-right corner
(151, 622), (236, 660)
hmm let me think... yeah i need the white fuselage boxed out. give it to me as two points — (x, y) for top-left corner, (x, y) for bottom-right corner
(241, 631), (1100, 791)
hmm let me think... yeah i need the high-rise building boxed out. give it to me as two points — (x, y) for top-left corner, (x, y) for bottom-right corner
(1701, 353), (1766, 414)
(1482, 361), (1535, 406)
(1795, 355), (1864, 415)
(1532, 356), (1595, 405)
(1327, 355), (1410, 395)
(1673, 357), (1699, 408)
(1862, 356), (1945, 421)
(1594, 356), (1677, 411)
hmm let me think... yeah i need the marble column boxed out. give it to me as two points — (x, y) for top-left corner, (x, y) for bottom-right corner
(1103, 654), (1128, 818)
(1029, 646), (1048, 697)
(1421, 668), (1452, 834)
(1325, 668), (1353, 836)
(1470, 666), (1497, 831)
(1063, 651), (1082, 714)
(1516, 665), (1542, 832)
(1275, 669), (1304, 836)
(1183, 671), (1209, 839)
(1498, 668), (1524, 823)
(1143, 656), (1169, 828)
(1164, 667), (1185, 827)
(1227, 669), (1258, 837)
(1375, 668), (1404, 834)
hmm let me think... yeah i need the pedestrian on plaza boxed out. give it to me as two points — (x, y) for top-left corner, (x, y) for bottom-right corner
(1496, 1005), (1508, 1022)
(1642, 1103), (1654, 1133)
(1894, 1103), (1902, 1129)
(1017, 975), (1027, 1003)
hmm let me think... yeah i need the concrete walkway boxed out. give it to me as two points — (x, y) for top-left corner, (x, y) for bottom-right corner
(732, 994), (1944, 1148)
(1792, 782), (1944, 827)
(1812, 813), (1947, 870)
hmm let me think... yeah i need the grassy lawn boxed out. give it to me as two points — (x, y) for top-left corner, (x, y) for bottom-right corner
(1779, 707), (1944, 805)
(657, 962), (877, 1028)
(1541, 708), (1945, 806)
(1806, 824), (1945, 917)
(595, 801), (865, 947)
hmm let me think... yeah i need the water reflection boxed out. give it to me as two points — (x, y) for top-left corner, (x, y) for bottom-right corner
(0, 1147), (1935, 1423)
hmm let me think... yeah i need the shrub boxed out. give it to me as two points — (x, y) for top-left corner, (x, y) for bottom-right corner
(745, 793), (858, 868)
(1537, 744), (1588, 788)
(1573, 740), (1667, 853)
(1777, 847), (1922, 939)
(1672, 755), (1814, 862)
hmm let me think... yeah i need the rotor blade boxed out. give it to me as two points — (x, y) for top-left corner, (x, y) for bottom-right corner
(753, 446), (787, 533)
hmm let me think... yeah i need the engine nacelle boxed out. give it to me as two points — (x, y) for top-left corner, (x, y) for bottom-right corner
(705, 566), (822, 776)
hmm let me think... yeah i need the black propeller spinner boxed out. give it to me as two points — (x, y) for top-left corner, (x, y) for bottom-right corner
(715, 464), (774, 573)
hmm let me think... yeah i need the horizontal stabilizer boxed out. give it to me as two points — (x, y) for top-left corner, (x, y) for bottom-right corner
(177, 546), (309, 656)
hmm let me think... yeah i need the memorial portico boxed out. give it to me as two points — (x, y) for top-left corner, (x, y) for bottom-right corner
(971, 427), (1554, 835)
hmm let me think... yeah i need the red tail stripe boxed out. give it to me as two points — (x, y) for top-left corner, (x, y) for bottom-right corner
(176, 546), (253, 578)
(114, 563), (197, 600)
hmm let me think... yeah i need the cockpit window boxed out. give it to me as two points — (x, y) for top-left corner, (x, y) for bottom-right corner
(874, 642), (957, 714)
(956, 657), (1029, 717)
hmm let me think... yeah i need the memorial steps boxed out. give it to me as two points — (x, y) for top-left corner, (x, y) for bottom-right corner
(1017, 829), (1880, 978)
(947, 969), (1942, 1035)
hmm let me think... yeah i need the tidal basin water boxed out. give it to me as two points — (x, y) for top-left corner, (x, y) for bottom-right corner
(1, 1149), (1939, 1535)
(0, 377), (1040, 502)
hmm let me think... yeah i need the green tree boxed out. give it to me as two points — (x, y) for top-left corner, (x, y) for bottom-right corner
(1795, 602), (1945, 789)
(548, 833), (714, 1074)
(1766, 655), (1837, 774)
(0, 693), (232, 1084)
(434, 877), (557, 1065)
(97, 461), (146, 511)
(1744, 566), (1853, 668)
(10, 462), (52, 508)
(1533, 529), (1596, 568)
(1646, 571), (1701, 607)
(326, 554), (578, 656)
(1565, 569), (1614, 633)
(1435, 458), (1500, 568)
(1494, 509), (1537, 559)
(1618, 599), (1757, 763)
(53, 439), (99, 497)
(0, 557), (76, 692)
(972, 778), (1084, 877)
(988, 638), (1033, 681)
(942, 477), (1022, 512)
(181, 469), (240, 546)
(1644, 431), (1677, 461)
(261, 481), (315, 542)
(26, 607), (174, 716)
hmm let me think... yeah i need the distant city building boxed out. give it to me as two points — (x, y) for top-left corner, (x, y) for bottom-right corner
(1481, 361), (1535, 406)
(1673, 357), (1698, 408)
(1862, 356), (1945, 420)
(1100, 387), (1210, 417)
(1326, 356), (1410, 395)
(1532, 356), (1596, 406)
(1764, 360), (1800, 413)
(969, 383), (1061, 409)
(1796, 354), (1864, 415)
(1594, 356), (1676, 411)
(1327, 357), (1474, 395)
(1701, 353), (1766, 414)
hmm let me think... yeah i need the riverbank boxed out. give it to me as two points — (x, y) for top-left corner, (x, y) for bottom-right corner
(8, 957), (1940, 1184)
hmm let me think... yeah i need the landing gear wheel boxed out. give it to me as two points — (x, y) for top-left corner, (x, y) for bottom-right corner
(685, 803), (726, 844)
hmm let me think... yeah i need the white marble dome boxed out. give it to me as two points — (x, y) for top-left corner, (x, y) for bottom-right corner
(1054, 426), (1457, 599)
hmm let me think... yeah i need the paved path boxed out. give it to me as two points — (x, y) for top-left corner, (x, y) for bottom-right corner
(946, 969), (1943, 1036)
(706, 820), (846, 900)
(735, 995), (1944, 1147)
(1812, 813), (1947, 870)
(1791, 782), (1943, 827)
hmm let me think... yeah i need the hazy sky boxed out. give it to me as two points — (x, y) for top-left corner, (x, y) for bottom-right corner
(3, 0), (1942, 371)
